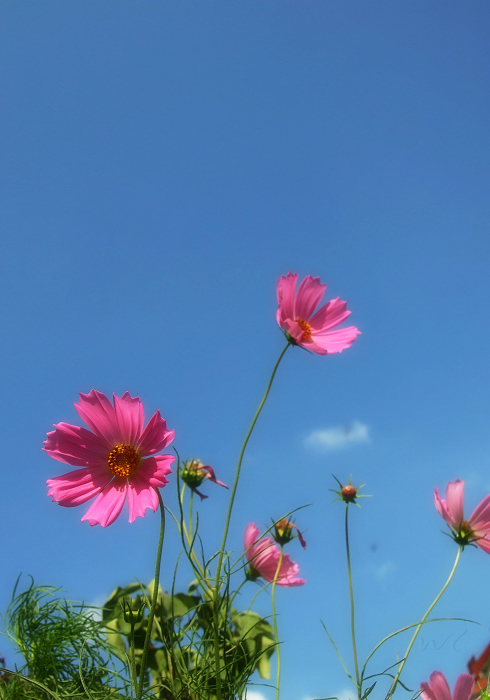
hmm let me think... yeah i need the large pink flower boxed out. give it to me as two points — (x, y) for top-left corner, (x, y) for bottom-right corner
(421, 671), (476, 700)
(45, 390), (175, 527)
(244, 523), (305, 587)
(276, 272), (360, 355)
(434, 480), (490, 552)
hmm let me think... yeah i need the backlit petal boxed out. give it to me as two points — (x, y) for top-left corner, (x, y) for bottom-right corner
(445, 480), (465, 527)
(294, 275), (327, 321)
(81, 480), (127, 527)
(428, 671), (452, 700)
(44, 423), (108, 467)
(75, 390), (120, 448)
(276, 273), (298, 325)
(47, 467), (112, 506)
(137, 410), (175, 456)
(244, 523), (260, 555)
(114, 392), (144, 445)
(309, 297), (351, 331)
(307, 326), (361, 354)
(452, 674), (474, 700)
(137, 455), (174, 488)
(127, 476), (160, 523)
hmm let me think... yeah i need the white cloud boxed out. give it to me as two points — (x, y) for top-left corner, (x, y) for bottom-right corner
(246, 692), (269, 700)
(304, 421), (370, 451)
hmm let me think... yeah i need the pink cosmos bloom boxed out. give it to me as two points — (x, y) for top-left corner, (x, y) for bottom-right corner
(421, 671), (476, 700)
(276, 272), (360, 355)
(244, 523), (305, 587)
(434, 480), (490, 553)
(45, 390), (175, 527)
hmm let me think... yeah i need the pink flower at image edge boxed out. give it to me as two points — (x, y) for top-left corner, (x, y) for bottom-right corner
(244, 523), (305, 587)
(45, 390), (175, 527)
(421, 671), (476, 700)
(434, 480), (490, 553)
(276, 272), (360, 355)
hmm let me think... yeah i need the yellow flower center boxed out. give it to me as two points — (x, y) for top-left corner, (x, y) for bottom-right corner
(296, 318), (312, 341)
(108, 444), (140, 478)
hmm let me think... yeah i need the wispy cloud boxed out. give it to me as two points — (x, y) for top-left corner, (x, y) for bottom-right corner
(304, 421), (370, 451)
(372, 560), (396, 580)
(246, 692), (269, 700)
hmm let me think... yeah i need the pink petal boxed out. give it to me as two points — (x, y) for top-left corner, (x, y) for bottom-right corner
(127, 475), (160, 523)
(476, 536), (490, 554)
(307, 326), (361, 354)
(47, 467), (112, 507)
(434, 487), (454, 527)
(420, 682), (438, 700)
(81, 480), (128, 527)
(469, 493), (490, 531)
(203, 466), (229, 489)
(309, 297), (351, 332)
(44, 423), (108, 467)
(137, 410), (175, 456)
(137, 455), (174, 488)
(114, 392), (144, 445)
(452, 674), (476, 700)
(281, 318), (304, 343)
(428, 671), (452, 700)
(276, 273), (298, 326)
(244, 523), (260, 555)
(445, 480), (465, 527)
(294, 275), (327, 321)
(75, 390), (120, 448)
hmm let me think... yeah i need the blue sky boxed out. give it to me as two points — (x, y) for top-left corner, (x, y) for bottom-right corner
(1, 2), (490, 699)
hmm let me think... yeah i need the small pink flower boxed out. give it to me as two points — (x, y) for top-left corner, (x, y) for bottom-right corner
(276, 272), (360, 355)
(45, 390), (175, 527)
(434, 480), (490, 552)
(421, 671), (476, 700)
(244, 523), (305, 587)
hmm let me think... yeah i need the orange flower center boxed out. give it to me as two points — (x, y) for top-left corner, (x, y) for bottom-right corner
(296, 318), (312, 341)
(108, 444), (140, 478)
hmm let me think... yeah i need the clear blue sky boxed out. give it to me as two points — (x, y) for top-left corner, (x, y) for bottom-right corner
(1, 3), (490, 699)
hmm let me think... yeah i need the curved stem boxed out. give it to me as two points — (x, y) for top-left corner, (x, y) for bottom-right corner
(386, 546), (461, 699)
(136, 490), (166, 700)
(345, 504), (361, 697)
(272, 548), (284, 700)
(212, 342), (290, 700)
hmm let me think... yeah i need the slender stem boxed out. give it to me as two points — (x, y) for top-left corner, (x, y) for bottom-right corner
(386, 546), (462, 699)
(129, 621), (137, 698)
(136, 490), (166, 700)
(272, 548), (284, 700)
(212, 342), (290, 700)
(345, 504), (361, 697)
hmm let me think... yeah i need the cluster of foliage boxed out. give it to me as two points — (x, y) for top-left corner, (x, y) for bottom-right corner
(0, 578), (126, 699)
(102, 580), (274, 700)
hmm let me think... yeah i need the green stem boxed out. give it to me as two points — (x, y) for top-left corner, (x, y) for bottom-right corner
(130, 622), (137, 698)
(386, 546), (462, 699)
(345, 504), (361, 698)
(272, 548), (284, 700)
(136, 490), (166, 700)
(212, 341), (290, 700)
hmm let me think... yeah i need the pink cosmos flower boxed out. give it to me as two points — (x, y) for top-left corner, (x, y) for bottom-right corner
(45, 390), (175, 527)
(421, 671), (476, 700)
(244, 523), (306, 587)
(276, 272), (360, 355)
(434, 480), (490, 552)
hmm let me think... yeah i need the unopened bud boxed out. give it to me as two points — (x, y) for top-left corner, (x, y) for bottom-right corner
(122, 600), (144, 624)
(341, 484), (357, 502)
(180, 459), (207, 488)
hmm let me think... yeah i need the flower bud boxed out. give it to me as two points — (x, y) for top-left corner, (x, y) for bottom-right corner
(273, 518), (307, 549)
(180, 459), (207, 488)
(122, 600), (144, 624)
(341, 484), (357, 502)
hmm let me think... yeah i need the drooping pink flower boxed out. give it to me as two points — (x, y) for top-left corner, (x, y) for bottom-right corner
(244, 523), (305, 587)
(434, 480), (490, 552)
(45, 390), (175, 527)
(276, 272), (360, 355)
(421, 671), (476, 700)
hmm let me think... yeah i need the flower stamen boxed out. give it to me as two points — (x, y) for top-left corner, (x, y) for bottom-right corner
(108, 444), (140, 478)
(296, 318), (312, 341)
